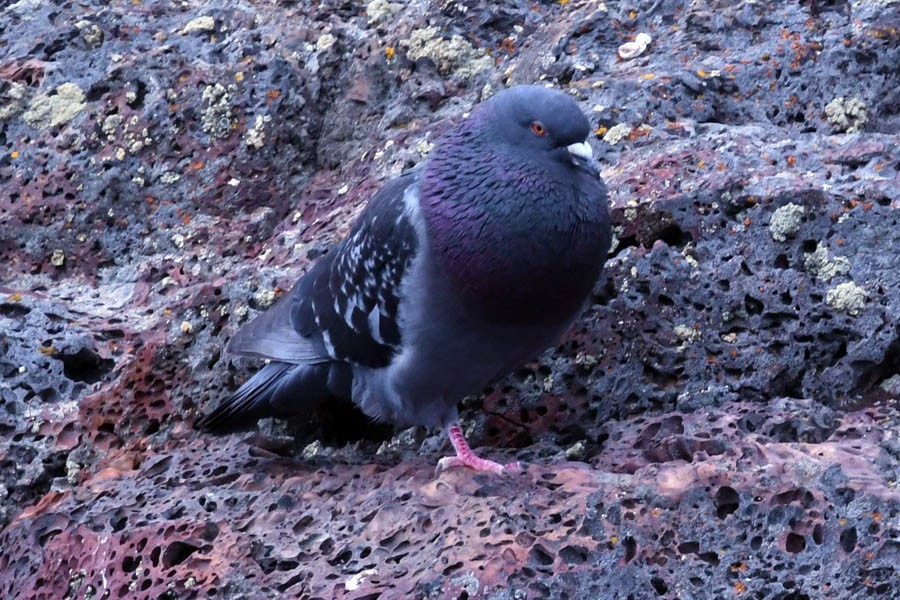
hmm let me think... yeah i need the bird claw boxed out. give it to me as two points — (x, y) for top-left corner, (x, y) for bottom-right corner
(434, 456), (522, 477)
(435, 422), (522, 477)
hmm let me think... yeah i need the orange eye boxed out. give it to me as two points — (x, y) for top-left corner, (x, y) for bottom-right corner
(530, 121), (546, 136)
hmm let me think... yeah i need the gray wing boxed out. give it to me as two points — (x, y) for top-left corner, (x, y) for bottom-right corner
(226, 169), (421, 369)
(225, 290), (328, 363)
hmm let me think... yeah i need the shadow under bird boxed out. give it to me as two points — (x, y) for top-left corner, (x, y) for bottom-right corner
(199, 85), (612, 474)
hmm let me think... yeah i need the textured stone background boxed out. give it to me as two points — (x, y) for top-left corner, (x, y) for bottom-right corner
(1, 0), (899, 598)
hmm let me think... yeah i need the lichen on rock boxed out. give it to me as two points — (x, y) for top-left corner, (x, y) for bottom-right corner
(366, 0), (401, 24)
(602, 122), (632, 145)
(0, 81), (28, 120)
(200, 83), (235, 139)
(21, 82), (86, 130)
(824, 96), (868, 133)
(402, 26), (491, 78)
(825, 281), (868, 316)
(181, 15), (215, 34)
(803, 242), (851, 281)
(244, 114), (272, 149)
(768, 202), (805, 242)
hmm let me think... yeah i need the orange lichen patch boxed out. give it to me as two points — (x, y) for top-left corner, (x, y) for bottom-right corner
(626, 127), (651, 141)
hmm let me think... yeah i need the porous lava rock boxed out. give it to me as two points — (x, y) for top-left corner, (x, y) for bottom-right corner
(1, 0), (898, 598)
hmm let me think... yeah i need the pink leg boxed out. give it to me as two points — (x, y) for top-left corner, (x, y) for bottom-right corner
(435, 423), (521, 476)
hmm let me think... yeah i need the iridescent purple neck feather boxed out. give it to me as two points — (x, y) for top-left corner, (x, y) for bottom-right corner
(419, 87), (611, 322)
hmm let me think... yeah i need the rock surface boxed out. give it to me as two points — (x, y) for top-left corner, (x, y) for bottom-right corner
(1, 0), (898, 598)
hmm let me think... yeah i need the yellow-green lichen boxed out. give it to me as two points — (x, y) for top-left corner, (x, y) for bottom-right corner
(825, 281), (868, 316)
(603, 122), (632, 145)
(824, 96), (867, 133)
(0, 82), (28, 120)
(22, 82), (86, 130)
(768, 203), (805, 242)
(403, 27), (491, 78)
(181, 16), (215, 35)
(316, 32), (337, 52)
(200, 83), (235, 139)
(75, 20), (104, 47)
(245, 114), (272, 149)
(366, 0), (401, 24)
(803, 242), (851, 281)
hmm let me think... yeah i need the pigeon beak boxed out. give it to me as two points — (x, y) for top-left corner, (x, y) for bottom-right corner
(566, 140), (599, 176)
(566, 140), (593, 161)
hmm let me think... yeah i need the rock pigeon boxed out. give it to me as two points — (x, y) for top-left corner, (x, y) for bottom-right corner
(199, 85), (612, 474)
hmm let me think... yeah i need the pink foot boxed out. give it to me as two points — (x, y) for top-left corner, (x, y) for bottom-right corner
(434, 423), (521, 476)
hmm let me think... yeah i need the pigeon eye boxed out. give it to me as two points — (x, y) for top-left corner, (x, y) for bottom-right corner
(530, 121), (546, 136)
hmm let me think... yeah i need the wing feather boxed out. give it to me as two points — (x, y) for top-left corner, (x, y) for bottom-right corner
(227, 169), (421, 370)
(226, 291), (328, 363)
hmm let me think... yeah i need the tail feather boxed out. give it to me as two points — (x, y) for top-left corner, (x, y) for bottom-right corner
(198, 361), (331, 432)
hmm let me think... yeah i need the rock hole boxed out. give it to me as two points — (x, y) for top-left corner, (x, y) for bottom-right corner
(622, 537), (637, 562)
(58, 347), (114, 383)
(785, 532), (806, 553)
(839, 527), (857, 552)
(527, 543), (554, 567)
(0, 303), (30, 318)
(715, 486), (740, 519)
(162, 542), (198, 569)
(744, 294), (764, 315)
(121, 556), (140, 573)
(656, 223), (692, 247)
(801, 239), (818, 252)
(328, 549), (352, 566)
(812, 523), (824, 545)
(559, 544), (589, 564)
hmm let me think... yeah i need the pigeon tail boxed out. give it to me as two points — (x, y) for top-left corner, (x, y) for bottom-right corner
(434, 422), (522, 476)
(197, 361), (332, 432)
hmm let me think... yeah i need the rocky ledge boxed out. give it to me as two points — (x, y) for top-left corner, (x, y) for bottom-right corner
(1, 1), (898, 598)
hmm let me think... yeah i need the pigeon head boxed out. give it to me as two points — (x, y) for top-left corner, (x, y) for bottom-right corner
(471, 85), (595, 174)
(420, 85), (612, 323)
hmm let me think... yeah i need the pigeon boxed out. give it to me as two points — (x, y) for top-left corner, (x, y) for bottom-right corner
(199, 85), (612, 475)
